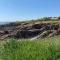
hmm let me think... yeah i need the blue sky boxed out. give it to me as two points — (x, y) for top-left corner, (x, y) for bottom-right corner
(0, 0), (60, 22)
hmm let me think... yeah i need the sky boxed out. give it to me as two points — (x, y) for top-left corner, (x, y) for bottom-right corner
(0, 0), (60, 22)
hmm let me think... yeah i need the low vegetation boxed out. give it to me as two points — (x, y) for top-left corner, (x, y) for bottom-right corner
(0, 36), (60, 60)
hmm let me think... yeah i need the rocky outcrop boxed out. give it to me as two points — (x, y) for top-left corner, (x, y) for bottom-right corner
(0, 22), (60, 40)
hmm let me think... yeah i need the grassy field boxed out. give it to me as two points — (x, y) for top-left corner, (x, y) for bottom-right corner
(0, 36), (60, 60)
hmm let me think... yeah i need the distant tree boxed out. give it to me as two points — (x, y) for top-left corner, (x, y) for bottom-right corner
(42, 17), (52, 21)
(58, 16), (60, 19)
(31, 20), (35, 24)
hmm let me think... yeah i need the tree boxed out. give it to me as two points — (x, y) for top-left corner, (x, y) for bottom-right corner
(58, 16), (60, 19)
(42, 17), (52, 21)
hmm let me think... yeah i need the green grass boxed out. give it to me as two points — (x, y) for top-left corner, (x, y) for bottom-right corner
(0, 36), (60, 60)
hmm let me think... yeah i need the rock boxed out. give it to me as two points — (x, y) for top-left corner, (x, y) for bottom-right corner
(0, 22), (60, 40)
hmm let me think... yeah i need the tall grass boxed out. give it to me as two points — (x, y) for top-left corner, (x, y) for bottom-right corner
(0, 37), (60, 60)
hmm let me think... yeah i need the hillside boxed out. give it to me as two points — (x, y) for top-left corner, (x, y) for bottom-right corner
(0, 18), (60, 40)
(0, 18), (60, 60)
